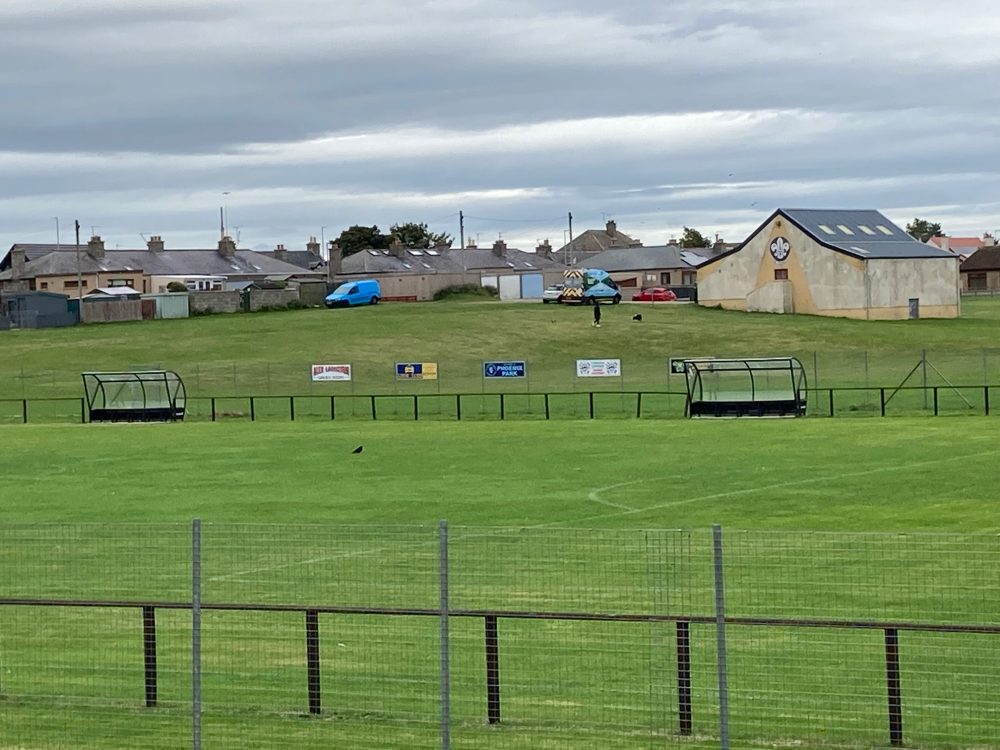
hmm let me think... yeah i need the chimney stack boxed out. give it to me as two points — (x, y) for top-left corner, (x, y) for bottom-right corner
(389, 239), (405, 258)
(87, 235), (105, 260)
(465, 239), (477, 249)
(10, 248), (26, 279)
(147, 235), (164, 252)
(982, 233), (996, 247)
(327, 242), (343, 281)
(273, 243), (289, 263)
(218, 235), (237, 258)
(606, 219), (617, 236)
(535, 239), (552, 258)
(306, 236), (321, 257)
(492, 239), (507, 257)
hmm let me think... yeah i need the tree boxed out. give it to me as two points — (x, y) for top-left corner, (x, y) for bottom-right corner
(334, 225), (390, 257)
(905, 218), (942, 243)
(679, 226), (711, 248)
(389, 222), (452, 249)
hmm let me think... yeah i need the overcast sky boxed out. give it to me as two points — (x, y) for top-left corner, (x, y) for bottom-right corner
(2, 0), (999, 254)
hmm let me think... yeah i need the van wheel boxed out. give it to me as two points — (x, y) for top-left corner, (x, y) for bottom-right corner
(612, 294), (621, 304)
(371, 296), (380, 305)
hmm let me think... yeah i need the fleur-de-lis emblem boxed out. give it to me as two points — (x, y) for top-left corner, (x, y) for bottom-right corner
(770, 237), (790, 261)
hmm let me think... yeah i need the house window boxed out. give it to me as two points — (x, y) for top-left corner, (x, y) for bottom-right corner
(968, 272), (988, 291)
(64, 280), (88, 288)
(774, 269), (789, 280)
(660, 272), (672, 285)
(39, 282), (48, 290)
(108, 278), (131, 287)
(682, 271), (697, 285)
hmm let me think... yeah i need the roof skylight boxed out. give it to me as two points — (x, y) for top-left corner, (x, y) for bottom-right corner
(407, 249), (424, 256)
(836, 225), (855, 235)
(850, 246), (871, 255)
(426, 249), (440, 256)
(876, 225), (894, 236)
(858, 225), (876, 235)
(818, 224), (836, 235)
(421, 262), (432, 269)
(368, 250), (380, 256)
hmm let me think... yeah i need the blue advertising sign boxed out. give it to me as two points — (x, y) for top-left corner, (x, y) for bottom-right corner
(483, 360), (526, 378)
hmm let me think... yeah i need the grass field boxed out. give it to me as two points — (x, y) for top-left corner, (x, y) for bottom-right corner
(3, 299), (1000, 748)
(2, 418), (1000, 749)
(3, 297), (1000, 402)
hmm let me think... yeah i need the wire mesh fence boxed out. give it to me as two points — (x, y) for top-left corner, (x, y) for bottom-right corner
(1, 523), (998, 749)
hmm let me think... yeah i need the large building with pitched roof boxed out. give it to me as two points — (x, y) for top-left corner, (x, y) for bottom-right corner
(697, 209), (960, 319)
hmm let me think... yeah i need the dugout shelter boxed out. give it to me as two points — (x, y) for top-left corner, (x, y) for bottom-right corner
(82, 370), (186, 422)
(680, 357), (807, 418)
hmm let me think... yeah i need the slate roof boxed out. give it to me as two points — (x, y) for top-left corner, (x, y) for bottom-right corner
(0, 243), (319, 280)
(339, 246), (566, 275)
(960, 247), (1000, 272)
(555, 222), (642, 258)
(573, 244), (702, 272)
(261, 250), (326, 270)
(701, 209), (958, 267)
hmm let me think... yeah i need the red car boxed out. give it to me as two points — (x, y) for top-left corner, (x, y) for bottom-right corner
(632, 287), (677, 302)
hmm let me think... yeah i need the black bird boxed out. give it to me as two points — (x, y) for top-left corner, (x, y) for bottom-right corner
(352, 445), (364, 454)
(632, 313), (643, 321)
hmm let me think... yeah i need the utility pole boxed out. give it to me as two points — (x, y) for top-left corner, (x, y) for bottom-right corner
(219, 208), (225, 239)
(459, 211), (464, 250)
(74, 220), (82, 302)
(54, 217), (60, 250)
(566, 212), (573, 265)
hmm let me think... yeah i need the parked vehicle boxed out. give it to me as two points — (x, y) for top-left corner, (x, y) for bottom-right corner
(632, 287), (678, 302)
(559, 269), (621, 304)
(325, 279), (381, 308)
(542, 283), (565, 303)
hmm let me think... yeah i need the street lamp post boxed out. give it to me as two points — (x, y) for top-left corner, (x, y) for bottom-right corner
(321, 226), (327, 261)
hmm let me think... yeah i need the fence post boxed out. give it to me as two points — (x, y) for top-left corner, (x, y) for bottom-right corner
(933, 387), (939, 416)
(712, 524), (730, 750)
(370, 395), (377, 421)
(21, 398), (27, 424)
(500, 393), (505, 421)
(885, 628), (903, 746)
(142, 606), (157, 708)
(306, 610), (321, 714)
(544, 393), (550, 420)
(290, 396), (295, 421)
(828, 389), (834, 417)
(485, 615), (501, 723)
(456, 394), (462, 421)
(80, 397), (86, 424)
(413, 395), (419, 421)
(985, 386), (990, 417)
(636, 392), (642, 418)
(192, 519), (202, 750)
(676, 620), (692, 735)
(439, 520), (451, 750)
(330, 395), (336, 421)
(250, 396), (256, 422)
(211, 397), (216, 422)
(880, 388), (886, 417)
(588, 391), (595, 419)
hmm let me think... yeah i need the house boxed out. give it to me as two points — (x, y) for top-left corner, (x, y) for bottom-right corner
(261, 237), (327, 271)
(573, 243), (707, 300)
(959, 247), (1000, 293)
(929, 234), (997, 261)
(697, 209), (960, 319)
(330, 238), (567, 301)
(0, 235), (324, 295)
(554, 220), (642, 265)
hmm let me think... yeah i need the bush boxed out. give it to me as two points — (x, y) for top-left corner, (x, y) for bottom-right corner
(166, 281), (188, 293)
(433, 284), (498, 301)
(286, 298), (309, 310)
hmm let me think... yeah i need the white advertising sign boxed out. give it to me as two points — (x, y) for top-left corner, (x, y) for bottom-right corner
(576, 359), (621, 377)
(311, 364), (352, 382)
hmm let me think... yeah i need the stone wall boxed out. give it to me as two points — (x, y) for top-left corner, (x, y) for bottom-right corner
(187, 288), (300, 314)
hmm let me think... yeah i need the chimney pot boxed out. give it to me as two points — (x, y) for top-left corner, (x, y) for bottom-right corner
(147, 236), (164, 252)
(87, 235), (105, 260)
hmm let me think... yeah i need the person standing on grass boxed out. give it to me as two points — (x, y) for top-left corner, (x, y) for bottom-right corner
(592, 301), (601, 327)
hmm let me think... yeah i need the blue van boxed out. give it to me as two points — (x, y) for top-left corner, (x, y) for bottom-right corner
(325, 279), (382, 308)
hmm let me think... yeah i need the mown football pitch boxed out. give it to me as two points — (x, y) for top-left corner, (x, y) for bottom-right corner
(2, 418), (999, 749)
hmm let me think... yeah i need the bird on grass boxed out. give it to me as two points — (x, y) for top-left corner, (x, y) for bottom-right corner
(352, 445), (363, 454)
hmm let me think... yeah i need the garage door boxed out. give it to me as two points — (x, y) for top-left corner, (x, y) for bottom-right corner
(520, 274), (544, 299)
(498, 275), (521, 300)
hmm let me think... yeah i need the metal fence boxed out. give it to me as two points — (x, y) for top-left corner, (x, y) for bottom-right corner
(2, 383), (999, 424)
(1, 523), (998, 749)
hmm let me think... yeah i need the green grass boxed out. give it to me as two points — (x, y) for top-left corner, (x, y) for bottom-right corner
(2, 419), (1000, 749)
(4, 299), (1000, 748)
(4, 297), (1000, 402)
